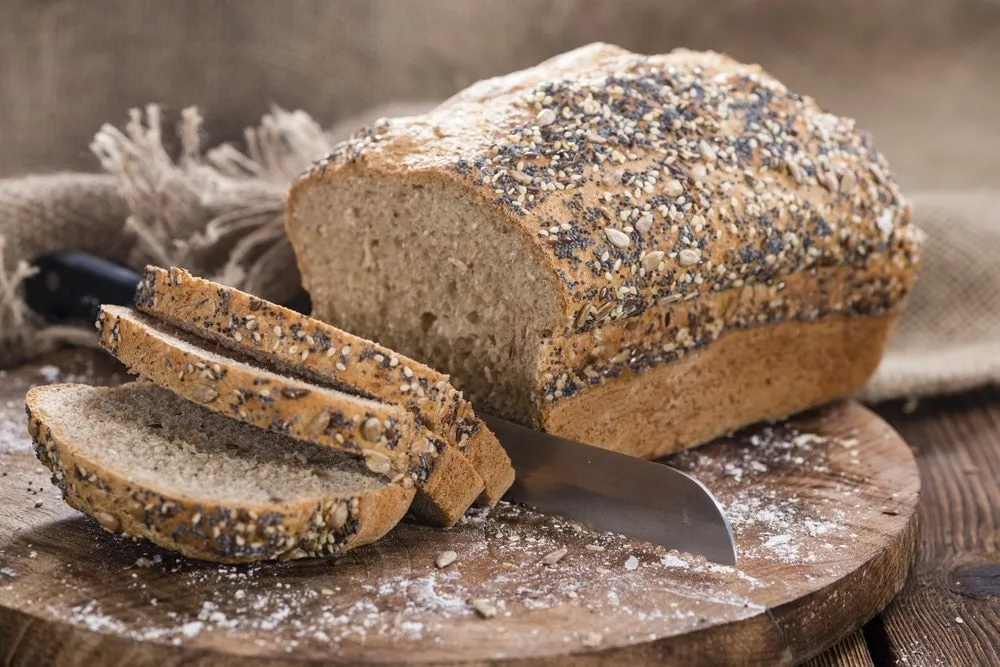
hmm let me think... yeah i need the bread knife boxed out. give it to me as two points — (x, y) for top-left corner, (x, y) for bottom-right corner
(24, 253), (738, 566)
(483, 415), (736, 565)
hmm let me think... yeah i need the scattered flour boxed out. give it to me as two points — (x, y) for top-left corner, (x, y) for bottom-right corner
(3, 408), (897, 658)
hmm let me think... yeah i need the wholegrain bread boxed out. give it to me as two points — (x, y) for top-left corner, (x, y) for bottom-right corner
(286, 43), (924, 457)
(96, 305), (484, 526)
(134, 265), (514, 505)
(26, 383), (415, 563)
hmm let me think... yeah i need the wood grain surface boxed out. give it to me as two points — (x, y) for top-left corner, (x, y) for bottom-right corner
(803, 631), (874, 667)
(870, 390), (1000, 666)
(0, 350), (919, 666)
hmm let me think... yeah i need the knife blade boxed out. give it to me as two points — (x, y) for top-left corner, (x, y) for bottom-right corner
(483, 414), (737, 566)
(23, 253), (738, 565)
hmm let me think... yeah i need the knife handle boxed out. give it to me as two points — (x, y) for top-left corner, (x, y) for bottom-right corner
(22, 252), (313, 323)
(23, 252), (140, 324)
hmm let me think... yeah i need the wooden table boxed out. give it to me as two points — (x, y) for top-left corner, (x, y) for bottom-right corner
(805, 389), (1000, 666)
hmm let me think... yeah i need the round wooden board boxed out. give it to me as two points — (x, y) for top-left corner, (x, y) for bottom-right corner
(0, 350), (919, 666)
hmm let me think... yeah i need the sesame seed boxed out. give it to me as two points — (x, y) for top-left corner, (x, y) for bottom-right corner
(840, 170), (857, 193)
(361, 417), (383, 442)
(665, 180), (684, 197)
(641, 250), (665, 273)
(536, 108), (556, 126)
(191, 385), (218, 404)
(678, 248), (700, 266)
(389, 357), (399, 368)
(335, 362), (346, 372)
(403, 367), (413, 378)
(635, 213), (653, 233)
(877, 209), (894, 234)
(509, 169), (533, 185)
(364, 451), (392, 475)
(604, 228), (630, 248)
(699, 140), (717, 162)
(273, 325), (282, 337)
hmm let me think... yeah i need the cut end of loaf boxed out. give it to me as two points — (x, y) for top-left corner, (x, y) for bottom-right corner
(26, 383), (413, 563)
(288, 171), (562, 426)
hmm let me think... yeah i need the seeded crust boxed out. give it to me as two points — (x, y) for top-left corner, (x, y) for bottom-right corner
(96, 305), (484, 527)
(26, 383), (415, 563)
(135, 265), (514, 505)
(287, 43), (924, 456)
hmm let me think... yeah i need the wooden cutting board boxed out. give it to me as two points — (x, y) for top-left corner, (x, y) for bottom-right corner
(0, 349), (919, 666)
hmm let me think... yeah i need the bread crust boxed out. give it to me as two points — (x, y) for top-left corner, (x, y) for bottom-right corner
(136, 266), (514, 505)
(27, 384), (415, 564)
(287, 43), (924, 452)
(97, 305), (483, 526)
(545, 313), (899, 456)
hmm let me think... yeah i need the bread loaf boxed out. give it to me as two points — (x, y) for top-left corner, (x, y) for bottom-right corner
(286, 43), (924, 457)
(134, 265), (514, 505)
(27, 383), (414, 563)
(96, 305), (484, 526)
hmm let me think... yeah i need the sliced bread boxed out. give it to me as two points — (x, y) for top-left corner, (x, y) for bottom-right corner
(134, 265), (514, 505)
(26, 383), (415, 563)
(96, 305), (484, 527)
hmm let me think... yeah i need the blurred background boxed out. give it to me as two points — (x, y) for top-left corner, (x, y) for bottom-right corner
(2, 0), (998, 191)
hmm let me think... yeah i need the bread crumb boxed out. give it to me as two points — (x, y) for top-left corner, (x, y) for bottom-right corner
(585, 544), (605, 552)
(469, 598), (497, 619)
(435, 550), (458, 569)
(624, 555), (639, 570)
(582, 631), (603, 647)
(541, 548), (568, 566)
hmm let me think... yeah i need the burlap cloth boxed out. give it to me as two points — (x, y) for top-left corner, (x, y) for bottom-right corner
(1, 0), (997, 403)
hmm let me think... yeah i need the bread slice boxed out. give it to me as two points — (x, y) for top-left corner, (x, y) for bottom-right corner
(26, 383), (415, 563)
(96, 305), (484, 527)
(134, 265), (514, 505)
(285, 43), (924, 457)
